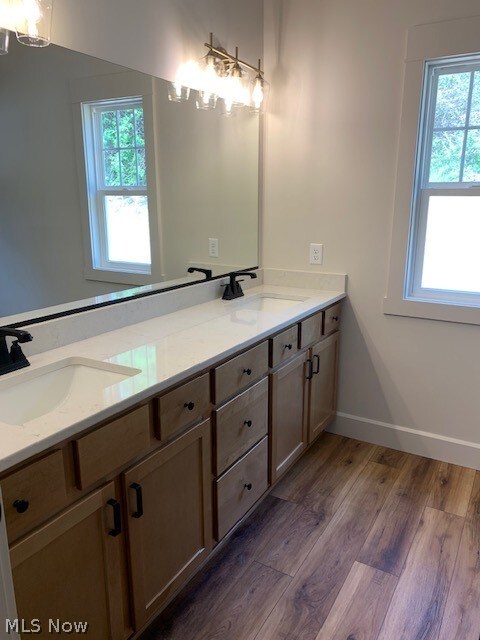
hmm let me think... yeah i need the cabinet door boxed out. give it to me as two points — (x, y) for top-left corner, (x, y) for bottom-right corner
(270, 352), (308, 483)
(10, 482), (130, 640)
(124, 420), (212, 629)
(309, 332), (339, 443)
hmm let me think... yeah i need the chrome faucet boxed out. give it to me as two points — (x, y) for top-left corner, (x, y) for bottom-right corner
(222, 271), (257, 300)
(0, 327), (33, 376)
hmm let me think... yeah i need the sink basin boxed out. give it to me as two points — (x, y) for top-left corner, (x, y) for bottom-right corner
(234, 293), (308, 312)
(0, 357), (141, 426)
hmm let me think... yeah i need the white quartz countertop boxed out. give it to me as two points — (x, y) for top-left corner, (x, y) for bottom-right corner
(0, 285), (345, 473)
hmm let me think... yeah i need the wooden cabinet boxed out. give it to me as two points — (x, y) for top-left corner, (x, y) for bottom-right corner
(123, 420), (212, 629)
(10, 482), (130, 640)
(156, 373), (210, 441)
(269, 351), (308, 483)
(308, 332), (339, 443)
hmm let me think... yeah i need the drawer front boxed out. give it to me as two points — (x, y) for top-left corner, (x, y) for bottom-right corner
(214, 342), (268, 405)
(74, 405), (151, 490)
(323, 302), (342, 336)
(157, 373), (210, 441)
(270, 325), (299, 368)
(215, 436), (268, 540)
(1, 450), (67, 543)
(300, 313), (323, 348)
(214, 377), (268, 475)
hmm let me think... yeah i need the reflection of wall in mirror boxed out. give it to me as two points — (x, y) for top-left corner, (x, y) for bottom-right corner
(0, 41), (259, 318)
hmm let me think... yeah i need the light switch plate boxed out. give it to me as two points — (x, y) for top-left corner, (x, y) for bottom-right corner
(209, 238), (219, 258)
(309, 243), (324, 265)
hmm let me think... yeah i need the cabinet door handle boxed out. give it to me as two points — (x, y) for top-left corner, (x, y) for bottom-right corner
(313, 354), (320, 375)
(244, 420), (252, 427)
(306, 359), (313, 380)
(13, 499), (29, 514)
(107, 499), (122, 537)
(130, 482), (144, 519)
(244, 483), (253, 491)
(184, 401), (195, 411)
(285, 343), (293, 350)
(243, 368), (252, 376)
(332, 315), (339, 322)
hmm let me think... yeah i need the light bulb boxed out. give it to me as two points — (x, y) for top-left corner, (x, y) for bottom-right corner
(252, 77), (264, 112)
(196, 53), (219, 110)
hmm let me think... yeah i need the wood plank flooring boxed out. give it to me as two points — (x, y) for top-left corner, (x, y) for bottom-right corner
(143, 434), (480, 640)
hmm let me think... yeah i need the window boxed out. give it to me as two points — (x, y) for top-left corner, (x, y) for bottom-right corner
(407, 58), (480, 306)
(81, 98), (152, 277)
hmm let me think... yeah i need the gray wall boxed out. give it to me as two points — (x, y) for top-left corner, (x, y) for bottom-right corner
(263, 0), (480, 448)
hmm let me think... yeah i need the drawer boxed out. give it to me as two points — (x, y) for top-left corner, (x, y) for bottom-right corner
(157, 373), (210, 441)
(1, 450), (67, 543)
(215, 436), (268, 540)
(299, 313), (323, 348)
(323, 302), (342, 336)
(214, 342), (268, 405)
(269, 325), (299, 368)
(214, 377), (268, 475)
(74, 405), (152, 490)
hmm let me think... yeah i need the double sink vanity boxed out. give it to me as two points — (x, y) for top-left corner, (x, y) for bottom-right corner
(0, 285), (344, 638)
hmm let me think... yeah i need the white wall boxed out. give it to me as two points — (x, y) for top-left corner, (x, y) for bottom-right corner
(263, 0), (480, 456)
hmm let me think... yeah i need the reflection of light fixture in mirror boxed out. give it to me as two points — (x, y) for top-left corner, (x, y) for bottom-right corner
(14, 0), (53, 47)
(0, 28), (9, 54)
(168, 59), (201, 102)
(196, 51), (220, 110)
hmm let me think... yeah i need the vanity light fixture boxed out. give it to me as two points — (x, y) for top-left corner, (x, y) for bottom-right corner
(168, 33), (268, 115)
(0, 0), (53, 50)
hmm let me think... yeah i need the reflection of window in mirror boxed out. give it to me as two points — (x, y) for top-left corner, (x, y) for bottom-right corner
(81, 97), (153, 281)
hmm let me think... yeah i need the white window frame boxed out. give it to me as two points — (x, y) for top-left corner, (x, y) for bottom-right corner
(384, 15), (480, 326)
(406, 59), (480, 307)
(81, 96), (153, 279)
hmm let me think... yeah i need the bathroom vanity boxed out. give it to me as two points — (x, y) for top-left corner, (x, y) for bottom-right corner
(0, 287), (343, 638)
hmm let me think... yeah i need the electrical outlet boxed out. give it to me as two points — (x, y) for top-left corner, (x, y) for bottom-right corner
(209, 238), (219, 258)
(309, 243), (324, 265)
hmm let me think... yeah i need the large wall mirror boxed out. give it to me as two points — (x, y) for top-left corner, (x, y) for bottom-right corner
(0, 38), (259, 324)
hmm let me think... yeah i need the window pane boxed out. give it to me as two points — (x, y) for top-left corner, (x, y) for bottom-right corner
(469, 71), (480, 126)
(463, 129), (480, 182)
(103, 150), (120, 187)
(135, 108), (145, 147)
(137, 149), (147, 186)
(429, 130), (464, 182)
(118, 109), (135, 148)
(421, 196), (480, 293)
(120, 148), (137, 186)
(101, 111), (118, 149)
(105, 195), (151, 265)
(433, 72), (471, 129)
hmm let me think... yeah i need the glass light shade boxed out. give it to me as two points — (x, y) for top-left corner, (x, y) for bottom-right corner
(168, 82), (190, 103)
(15, 0), (53, 47)
(196, 90), (217, 110)
(250, 74), (270, 114)
(0, 28), (9, 54)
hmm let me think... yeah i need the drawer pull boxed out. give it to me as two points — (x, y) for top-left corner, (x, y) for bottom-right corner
(130, 482), (144, 519)
(184, 401), (195, 411)
(107, 499), (122, 537)
(243, 368), (252, 376)
(332, 316), (339, 322)
(285, 343), (293, 350)
(13, 499), (29, 514)
(244, 483), (253, 491)
(313, 354), (320, 375)
(244, 420), (253, 428)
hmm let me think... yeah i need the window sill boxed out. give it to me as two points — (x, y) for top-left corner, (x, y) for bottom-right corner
(383, 296), (480, 326)
(84, 267), (154, 287)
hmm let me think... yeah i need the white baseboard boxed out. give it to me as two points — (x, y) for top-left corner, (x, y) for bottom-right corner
(329, 412), (480, 470)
